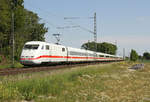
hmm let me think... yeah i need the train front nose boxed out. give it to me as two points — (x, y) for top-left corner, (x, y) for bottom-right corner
(20, 54), (42, 65)
(20, 44), (41, 65)
(20, 51), (38, 65)
(20, 55), (35, 65)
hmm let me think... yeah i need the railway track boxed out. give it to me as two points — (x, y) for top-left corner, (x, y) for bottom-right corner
(0, 61), (121, 76)
(0, 62), (100, 76)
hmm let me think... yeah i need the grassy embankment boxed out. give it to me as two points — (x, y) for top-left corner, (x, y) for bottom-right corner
(0, 61), (150, 102)
(0, 61), (23, 69)
(0, 56), (23, 69)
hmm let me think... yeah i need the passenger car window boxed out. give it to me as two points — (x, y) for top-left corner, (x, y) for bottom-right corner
(46, 45), (49, 50)
(62, 48), (65, 52)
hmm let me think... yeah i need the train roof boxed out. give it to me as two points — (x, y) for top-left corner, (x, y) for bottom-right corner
(25, 41), (66, 47)
(25, 41), (47, 45)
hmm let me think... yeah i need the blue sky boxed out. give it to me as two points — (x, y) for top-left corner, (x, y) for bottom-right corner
(24, 0), (150, 56)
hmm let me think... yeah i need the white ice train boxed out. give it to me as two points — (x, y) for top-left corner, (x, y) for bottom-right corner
(20, 41), (123, 65)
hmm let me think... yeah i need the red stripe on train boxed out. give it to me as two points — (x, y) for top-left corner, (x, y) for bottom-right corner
(20, 55), (114, 61)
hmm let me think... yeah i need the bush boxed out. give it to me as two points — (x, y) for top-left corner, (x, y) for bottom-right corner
(143, 52), (150, 60)
(130, 49), (138, 61)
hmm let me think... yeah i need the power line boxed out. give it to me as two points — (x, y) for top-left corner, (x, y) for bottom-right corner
(26, 1), (61, 18)
(64, 13), (97, 51)
(26, 2), (98, 46)
(64, 19), (94, 33)
(26, 2), (62, 29)
(26, 2), (95, 33)
(64, 17), (94, 20)
(27, 2), (95, 33)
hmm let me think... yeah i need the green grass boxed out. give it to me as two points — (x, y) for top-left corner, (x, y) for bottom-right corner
(139, 59), (150, 63)
(0, 61), (150, 102)
(0, 61), (23, 69)
(0, 56), (24, 69)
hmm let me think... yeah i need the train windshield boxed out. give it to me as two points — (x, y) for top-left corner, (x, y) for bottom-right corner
(24, 44), (39, 50)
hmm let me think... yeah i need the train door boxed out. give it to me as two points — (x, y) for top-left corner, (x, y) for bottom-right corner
(61, 47), (67, 62)
(39, 45), (45, 62)
(94, 52), (97, 61)
(45, 45), (50, 62)
(66, 47), (69, 62)
(39, 44), (49, 62)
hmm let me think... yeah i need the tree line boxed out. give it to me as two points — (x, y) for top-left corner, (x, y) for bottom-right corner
(129, 50), (150, 61)
(0, 0), (48, 60)
(81, 41), (117, 55)
(81, 42), (150, 62)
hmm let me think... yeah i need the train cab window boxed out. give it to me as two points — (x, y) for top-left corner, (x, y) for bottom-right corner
(99, 55), (104, 57)
(46, 45), (49, 50)
(24, 44), (39, 50)
(62, 48), (65, 52)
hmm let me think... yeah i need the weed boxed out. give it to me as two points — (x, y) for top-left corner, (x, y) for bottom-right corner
(0, 62), (150, 102)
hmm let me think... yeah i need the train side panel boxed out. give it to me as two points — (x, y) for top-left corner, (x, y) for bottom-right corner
(86, 50), (95, 61)
(67, 47), (88, 62)
(48, 44), (67, 62)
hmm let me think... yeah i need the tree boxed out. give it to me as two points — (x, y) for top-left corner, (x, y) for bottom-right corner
(0, 0), (48, 61)
(143, 52), (150, 60)
(138, 55), (143, 60)
(0, 0), (11, 55)
(81, 41), (96, 51)
(81, 41), (117, 55)
(130, 49), (138, 61)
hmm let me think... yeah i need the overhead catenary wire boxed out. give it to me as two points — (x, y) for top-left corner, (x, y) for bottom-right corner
(25, 2), (62, 29)
(25, 1), (98, 47)
(26, 1), (95, 33)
